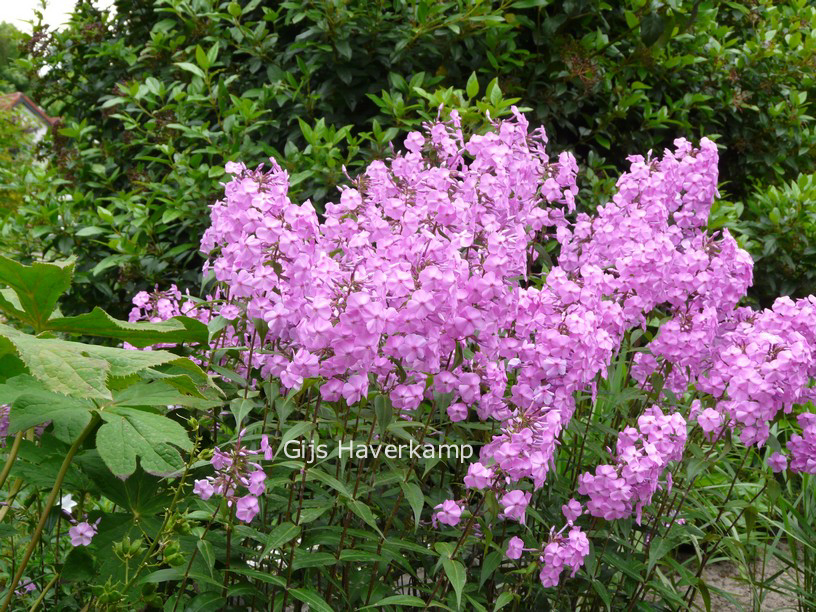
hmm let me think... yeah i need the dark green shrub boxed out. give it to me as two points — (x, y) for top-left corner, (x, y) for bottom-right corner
(726, 174), (816, 306)
(7, 0), (816, 314)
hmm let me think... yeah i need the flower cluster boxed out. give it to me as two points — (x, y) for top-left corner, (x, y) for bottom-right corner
(193, 432), (270, 522)
(578, 407), (686, 524)
(538, 527), (590, 588)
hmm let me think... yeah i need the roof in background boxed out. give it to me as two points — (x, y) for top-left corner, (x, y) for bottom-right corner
(0, 92), (59, 127)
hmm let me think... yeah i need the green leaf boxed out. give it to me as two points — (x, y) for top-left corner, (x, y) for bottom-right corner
(293, 550), (336, 569)
(641, 13), (665, 47)
(345, 498), (383, 536)
(442, 557), (466, 610)
(361, 594), (426, 608)
(400, 481), (424, 531)
(188, 593), (226, 612)
(96, 406), (192, 478)
(8, 391), (92, 442)
(112, 381), (220, 410)
(259, 522), (300, 560)
(289, 588), (333, 612)
(176, 62), (206, 79)
(493, 592), (514, 611)
(466, 72), (479, 98)
(0, 323), (183, 400)
(0, 256), (74, 331)
(197, 540), (216, 577)
(479, 550), (501, 587)
(46, 308), (209, 347)
(195, 45), (210, 70)
(273, 421), (314, 459)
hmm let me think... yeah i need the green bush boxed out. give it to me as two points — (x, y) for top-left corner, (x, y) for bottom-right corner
(7, 0), (816, 315)
(727, 174), (816, 307)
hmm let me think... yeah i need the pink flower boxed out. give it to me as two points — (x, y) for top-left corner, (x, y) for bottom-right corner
(500, 490), (531, 525)
(562, 499), (582, 523)
(433, 500), (463, 527)
(768, 452), (787, 473)
(247, 470), (266, 495)
(261, 435), (274, 460)
(697, 408), (722, 436)
(193, 479), (215, 500)
(235, 494), (260, 522)
(506, 536), (524, 560)
(69, 521), (97, 547)
(447, 402), (468, 422)
(463, 462), (494, 490)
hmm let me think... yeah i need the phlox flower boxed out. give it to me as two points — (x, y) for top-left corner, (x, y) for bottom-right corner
(500, 490), (531, 525)
(506, 536), (524, 560)
(433, 500), (463, 527)
(235, 494), (260, 522)
(69, 521), (97, 547)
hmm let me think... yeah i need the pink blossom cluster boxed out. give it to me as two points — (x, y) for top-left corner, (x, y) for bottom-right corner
(634, 296), (816, 448)
(193, 432), (271, 522)
(538, 526), (591, 588)
(789, 413), (816, 473)
(578, 407), (686, 524)
(127, 110), (816, 588)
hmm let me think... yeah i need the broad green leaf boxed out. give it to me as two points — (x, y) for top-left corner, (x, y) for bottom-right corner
(479, 550), (502, 587)
(112, 381), (220, 410)
(197, 540), (216, 577)
(96, 406), (192, 478)
(289, 588), (333, 612)
(176, 61), (206, 79)
(46, 308), (209, 347)
(0, 323), (182, 400)
(0, 256), (74, 331)
(188, 593), (225, 612)
(228, 568), (285, 587)
(442, 557), (466, 610)
(466, 72), (479, 98)
(400, 481), (424, 531)
(8, 391), (92, 442)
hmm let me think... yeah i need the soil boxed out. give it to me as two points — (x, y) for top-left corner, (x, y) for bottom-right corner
(695, 554), (803, 611)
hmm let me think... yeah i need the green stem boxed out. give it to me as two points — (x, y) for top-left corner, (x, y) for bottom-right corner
(0, 431), (24, 491)
(0, 412), (100, 612)
(28, 573), (58, 612)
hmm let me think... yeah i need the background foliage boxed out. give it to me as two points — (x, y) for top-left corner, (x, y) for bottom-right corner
(2, 0), (813, 315)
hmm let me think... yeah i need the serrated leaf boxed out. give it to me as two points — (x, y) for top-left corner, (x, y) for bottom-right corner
(0, 256), (74, 331)
(8, 391), (93, 442)
(0, 323), (183, 400)
(97, 406), (192, 478)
